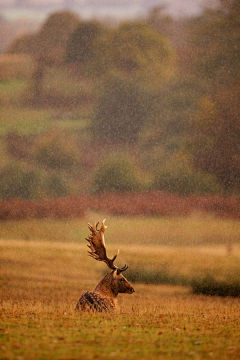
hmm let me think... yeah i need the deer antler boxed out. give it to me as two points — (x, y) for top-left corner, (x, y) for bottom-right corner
(86, 219), (128, 273)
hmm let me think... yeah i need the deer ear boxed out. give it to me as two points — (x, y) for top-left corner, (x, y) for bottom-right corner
(117, 269), (121, 275)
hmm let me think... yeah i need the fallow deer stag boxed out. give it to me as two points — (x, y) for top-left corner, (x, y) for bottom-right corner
(75, 219), (135, 313)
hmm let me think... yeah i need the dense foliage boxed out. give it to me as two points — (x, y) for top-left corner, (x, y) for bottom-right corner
(1, 1), (240, 198)
(93, 74), (152, 142)
(91, 153), (142, 194)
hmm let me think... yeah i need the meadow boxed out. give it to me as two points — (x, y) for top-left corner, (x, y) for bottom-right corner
(0, 106), (91, 135)
(1, 214), (240, 359)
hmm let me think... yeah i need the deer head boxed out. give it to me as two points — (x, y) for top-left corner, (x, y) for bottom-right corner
(110, 269), (135, 294)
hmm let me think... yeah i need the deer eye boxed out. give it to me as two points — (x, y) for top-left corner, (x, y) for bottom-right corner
(120, 278), (125, 282)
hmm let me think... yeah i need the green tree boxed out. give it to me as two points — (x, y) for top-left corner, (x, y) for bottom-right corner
(190, 0), (240, 85)
(65, 20), (105, 65)
(95, 21), (175, 84)
(33, 11), (80, 104)
(186, 0), (240, 193)
(137, 76), (207, 171)
(192, 89), (240, 194)
(7, 11), (80, 104)
(36, 11), (80, 63)
(91, 153), (142, 194)
(92, 74), (152, 143)
(150, 76), (206, 138)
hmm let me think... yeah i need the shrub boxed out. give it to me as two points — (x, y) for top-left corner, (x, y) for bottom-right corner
(0, 162), (71, 200)
(44, 173), (70, 197)
(91, 153), (142, 194)
(0, 163), (41, 200)
(152, 168), (219, 196)
(152, 154), (220, 195)
(191, 275), (240, 297)
(33, 130), (80, 171)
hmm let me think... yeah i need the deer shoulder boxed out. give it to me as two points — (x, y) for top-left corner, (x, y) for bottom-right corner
(75, 219), (135, 313)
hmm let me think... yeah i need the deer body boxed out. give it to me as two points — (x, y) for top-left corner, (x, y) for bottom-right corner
(75, 220), (135, 313)
(76, 291), (116, 312)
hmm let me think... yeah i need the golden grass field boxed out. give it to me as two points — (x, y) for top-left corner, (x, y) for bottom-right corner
(1, 214), (240, 359)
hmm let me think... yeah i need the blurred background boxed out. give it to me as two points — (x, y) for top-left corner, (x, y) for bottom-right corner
(0, 0), (239, 213)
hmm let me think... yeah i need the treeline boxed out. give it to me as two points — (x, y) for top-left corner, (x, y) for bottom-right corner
(0, 193), (240, 220)
(0, 0), (240, 199)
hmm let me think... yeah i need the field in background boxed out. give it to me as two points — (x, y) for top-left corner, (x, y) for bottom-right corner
(0, 106), (91, 135)
(0, 215), (240, 359)
(0, 212), (240, 246)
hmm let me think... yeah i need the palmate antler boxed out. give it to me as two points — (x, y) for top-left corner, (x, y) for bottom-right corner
(86, 219), (128, 273)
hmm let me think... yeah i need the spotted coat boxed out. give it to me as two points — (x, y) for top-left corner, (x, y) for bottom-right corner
(75, 291), (116, 313)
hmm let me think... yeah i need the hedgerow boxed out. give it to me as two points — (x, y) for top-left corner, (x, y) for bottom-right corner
(0, 192), (239, 220)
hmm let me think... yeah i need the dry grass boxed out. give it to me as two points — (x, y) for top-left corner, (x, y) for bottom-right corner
(0, 230), (240, 359)
(123, 244), (240, 283)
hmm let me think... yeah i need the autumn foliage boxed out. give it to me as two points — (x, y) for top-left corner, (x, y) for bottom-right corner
(0, 192), (239, 220)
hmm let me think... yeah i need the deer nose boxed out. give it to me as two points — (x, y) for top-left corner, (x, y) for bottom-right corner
(131, 288), (135, 293)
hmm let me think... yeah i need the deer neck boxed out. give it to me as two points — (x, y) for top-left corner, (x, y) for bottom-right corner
(93, 276), (118, 299)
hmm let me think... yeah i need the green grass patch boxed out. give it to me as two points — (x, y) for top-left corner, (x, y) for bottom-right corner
(0, 80), (29, 107)
(0, 108), (52, 135)
(0, 107), (91, 135)
(0, 80), (27, 95)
